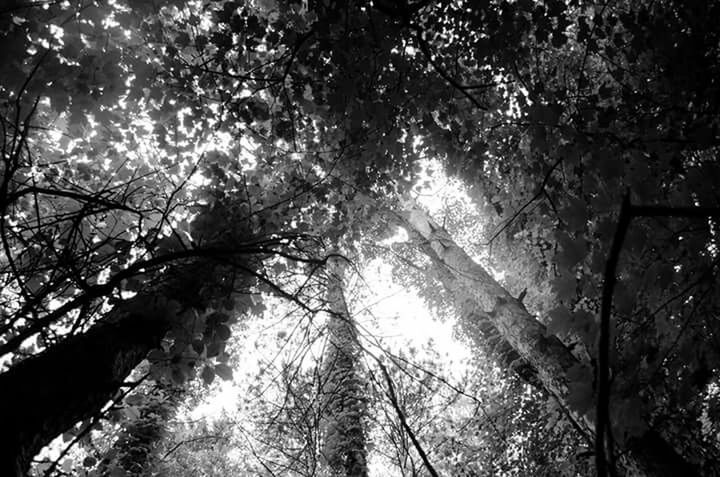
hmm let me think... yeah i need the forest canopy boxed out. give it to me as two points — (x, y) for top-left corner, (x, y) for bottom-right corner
(1, 0), (719, 475)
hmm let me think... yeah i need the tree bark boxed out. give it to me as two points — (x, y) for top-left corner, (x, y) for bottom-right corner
(321, 261), (369, 477)
(0, 294), (175, 476)
(392, 202), (699, 477)
(427, 245), (544, 390)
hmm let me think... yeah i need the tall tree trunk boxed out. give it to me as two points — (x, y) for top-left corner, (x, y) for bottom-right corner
(392, 202), (699, 477)
(0, 256), (220, 476)
(320, 262), (369, 477)
(0, 294), (174, 477)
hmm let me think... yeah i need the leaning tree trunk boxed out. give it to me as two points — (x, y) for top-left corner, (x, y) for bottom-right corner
(320, 261), (369, 477)
(391, 202), (699, 477)
(430, 251), (544, 391)
(0, 256), (221, 476)
(0, 294), (175, 477)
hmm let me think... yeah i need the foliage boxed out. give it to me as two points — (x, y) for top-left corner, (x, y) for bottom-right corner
(367, 346), (591, 477)
(2, 0), (720, 475)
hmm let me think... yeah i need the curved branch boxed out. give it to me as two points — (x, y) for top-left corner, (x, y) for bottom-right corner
(596, 194), (631, 477)
(596, 197), (718, 476)
(0, 244), (331, 358)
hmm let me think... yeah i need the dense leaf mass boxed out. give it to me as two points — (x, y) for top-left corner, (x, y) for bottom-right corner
(1, 0), (719, 475)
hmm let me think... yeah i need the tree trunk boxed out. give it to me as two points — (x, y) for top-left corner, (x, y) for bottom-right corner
(0, 294), (175, 476)
(392, 202), (699, 477)
(428, 246), (544, 390)
(321, 261), (369, 477)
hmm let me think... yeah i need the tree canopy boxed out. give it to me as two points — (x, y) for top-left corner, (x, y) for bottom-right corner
(1, 0), (719, 475)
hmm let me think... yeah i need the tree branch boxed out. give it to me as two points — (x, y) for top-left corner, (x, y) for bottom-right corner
(485, 157), (563, 245)
(0, 244), (331, 358)
(596, 197), (719, 476)
(6, 186), (138, 213)
(596, 194), (631, 477)
(410, 27), (489, 112)
(376, 359), (439, 477)
(160, 434), (228, 461)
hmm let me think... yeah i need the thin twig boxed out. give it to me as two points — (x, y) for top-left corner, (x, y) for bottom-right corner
(410, 27), (488, 112)
(485, 157), (563, 245)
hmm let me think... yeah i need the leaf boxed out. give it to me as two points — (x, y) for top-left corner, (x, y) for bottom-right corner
(207, 311), (230, 324)
(222, 298), (235, 310)
(147, 348), (168, 363)
(614, 284), (635, 315)
(191, 339), (205, 355)
(561, 198), (588, 232)
(207, 341), (223, 358)
(556, 231), (586, 268)
(551, 271), (576, 303)
(614, 397), (648, 439)
(123, 405), (141, 420)
(657, 265), (674, 289)
(216, 324), (232, 341)
(214, 363), (234, 381)
(566, 364), (594, 415)
(201, 365), (215, 385)
(572, 309), (597, 350)
(594, 149), (623, 179)
(125, 394), (143, 406)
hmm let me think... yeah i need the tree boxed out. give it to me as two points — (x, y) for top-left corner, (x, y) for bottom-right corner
(3, 0), (720, 475)
(367, 344), (590, 477)
(320, 261), (369, 476)
(0, 4), (338, 474)
(0, 225), (326, 476)
(391, 200), (701, 476)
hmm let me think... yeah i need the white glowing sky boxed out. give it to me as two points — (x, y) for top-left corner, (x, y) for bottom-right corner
(173, 159), (499, 476)
(189, 158), (477, 415)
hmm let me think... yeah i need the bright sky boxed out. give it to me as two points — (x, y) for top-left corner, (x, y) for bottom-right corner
(176, 158), (488, 477)
(188, 259), (472, 420)
(189, 157), (477, 415)
(182, 257), (474, 476)
(30, 149), (494, 475)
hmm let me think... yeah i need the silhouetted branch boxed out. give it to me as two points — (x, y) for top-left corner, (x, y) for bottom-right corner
(596, 196), (719, 476)
(411, 28), (489, 112)
(486, 157), (563, 245)
(375, 358), (439, 477)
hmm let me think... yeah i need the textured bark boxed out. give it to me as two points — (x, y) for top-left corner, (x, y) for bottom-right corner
(463, 309), (543, 389)
(393, 202), (699, 477)
(321, 262), (369, 477)
(0, 295), (173, 477)
(428, 247), (543, 389)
